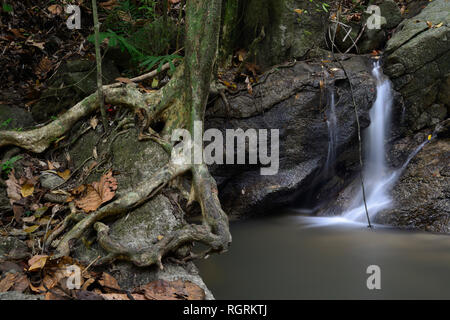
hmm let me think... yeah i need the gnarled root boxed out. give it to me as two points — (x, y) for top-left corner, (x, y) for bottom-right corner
(0, 85), (163, 153)
(95, 222), (226, 269)
(51, 153), (191, 259)
(91, 163), (231, 269)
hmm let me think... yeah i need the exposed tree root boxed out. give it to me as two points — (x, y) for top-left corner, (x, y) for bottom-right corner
(0, 85), (162, 153)
(3, 0), (233, 270)
(51, 147), (192, 259)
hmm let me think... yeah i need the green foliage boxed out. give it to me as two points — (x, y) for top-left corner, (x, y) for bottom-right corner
(0, 118), (12, 130)
(88, 29), (144, 62)
(1, 156), (22, 176)
(139, 54), (182, 72)
(2, 3), (13, 13)
(308, 0), (330, 13)
(91, 0), (181, 72)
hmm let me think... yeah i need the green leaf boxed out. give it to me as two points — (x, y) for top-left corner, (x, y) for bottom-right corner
(2, 3), (13, 12)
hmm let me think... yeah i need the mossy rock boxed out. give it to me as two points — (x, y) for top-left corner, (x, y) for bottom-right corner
(384, 0), (450, 132)
(240, 0), (327, 69)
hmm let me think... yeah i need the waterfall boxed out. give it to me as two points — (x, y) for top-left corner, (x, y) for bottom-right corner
(343, 62), (431, 222)
(344, 62), (394, 222)
(324, 90), (338, 176)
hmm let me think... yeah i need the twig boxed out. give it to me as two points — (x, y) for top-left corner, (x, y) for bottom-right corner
(331, 2), (372, 228)
(92, 0), (108, 132)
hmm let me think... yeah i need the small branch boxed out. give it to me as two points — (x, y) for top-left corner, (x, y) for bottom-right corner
(51, 147), (192, 259)
(92, 0), (108, 131)
(331, 1), (371, 228)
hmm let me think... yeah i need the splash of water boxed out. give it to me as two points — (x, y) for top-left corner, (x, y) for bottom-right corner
(344, 62), (430, 222)
(325, 90), (338, 176)
(344, 62), (394, 222)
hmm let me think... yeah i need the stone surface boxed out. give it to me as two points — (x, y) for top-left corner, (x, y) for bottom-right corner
(384, 0), (450, 132)
(0, 292), (43, 300)
(39, 172), (66, 189)
(31, 58), (120, 123)
(376, 136), (450, 232)
(0, 236), (30, 261)
(240, 0), (328, 69)
(68, 127), (213, 299)
(206, 55), (384, 218)
(0, 105), (34, 130)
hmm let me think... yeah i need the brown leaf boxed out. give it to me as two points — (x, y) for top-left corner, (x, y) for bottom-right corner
(48, 4), (63, 15)
(98, 272), (121, 291)
(75, 171), (117, 212)
(426, 21), (433, 29)
(57, 169), (71, 181)
(28, 255), (48, 271)
(21, 183), (34, 198)
(115, 77), (133, 84)
(12, 205), (24, 223)
(90, 117), (99, 130)
(9, 29), (26, 39)
(0, 273), (16, 292)
(5, 171), (21, 205)
(99, 0), (119, 10)
(24, 225), (40, 234)
(26, 39), (45, 50)
(133, 280), (205, 300)
(12, 274), (29, 293)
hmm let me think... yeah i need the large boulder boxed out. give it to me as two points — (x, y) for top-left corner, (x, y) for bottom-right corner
(66, 126), (213, 299)
(0, 105), (34, 130)
(384, 0), (450, 132)
(206, 55), (385, 218)
(31, 58), (120, 123)
(376, 135), (450, 232)
(239, 0), (328, 69)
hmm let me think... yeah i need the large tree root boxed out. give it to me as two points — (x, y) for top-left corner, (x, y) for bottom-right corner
(51, 150), (192, 259)
(0, 85), (164, 153)
(3, 0), (233, 270)
(92, 163), (232, 269)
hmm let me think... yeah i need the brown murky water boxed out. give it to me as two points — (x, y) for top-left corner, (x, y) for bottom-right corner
(196, 211), (450, 299)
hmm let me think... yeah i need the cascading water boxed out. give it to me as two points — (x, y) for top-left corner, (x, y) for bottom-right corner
(344, 62), (394, 222)
(301, 61), (431, 227)
(324, 90), (338, 176)
(344, 62), (431, 222)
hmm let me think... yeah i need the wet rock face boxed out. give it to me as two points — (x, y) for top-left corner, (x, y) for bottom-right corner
(206, 56), (382, 218)
(376, 137), (450, 233)
(384, 0), (450, 132)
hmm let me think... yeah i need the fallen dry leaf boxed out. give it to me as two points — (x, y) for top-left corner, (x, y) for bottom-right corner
(98, 272), (121, 292)
(99, 0), (119, 10)
(28, 255), (48, 271)
(75, 171), (117, 212)
(90, 117), (99, 130)
(12, 274), (29, 293)
(24, 225), (40, 234)
(21, 183), (34, 198)
(0, 273), (16, 292)
(5, 171), (21, 205)
(48, 4), (63, 15)
(57, 169), (71, 181)
(26, 39), (45, 50)
(115, 77), (133, 84)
